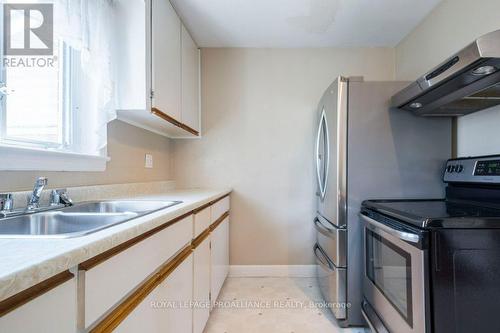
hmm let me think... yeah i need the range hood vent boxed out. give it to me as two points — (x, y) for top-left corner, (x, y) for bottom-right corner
(391, 30), (500, 116)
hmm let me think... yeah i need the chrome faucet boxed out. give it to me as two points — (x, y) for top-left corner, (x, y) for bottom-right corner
(50, 189), (73, 206)
(0, 193), (13, 212)
(27, 177), (48, 210)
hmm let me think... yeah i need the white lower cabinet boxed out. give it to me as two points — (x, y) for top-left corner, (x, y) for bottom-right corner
(0, 195), (230, 333)
(115, 254), (194, 333)
(193, 237), (211, 333)
(84, 215), (193, 328)
(211, 216), (230, 305)
(0, 277), (77, 333)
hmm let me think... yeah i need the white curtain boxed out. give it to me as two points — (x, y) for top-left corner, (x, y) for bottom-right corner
(54, 0), (117, 156)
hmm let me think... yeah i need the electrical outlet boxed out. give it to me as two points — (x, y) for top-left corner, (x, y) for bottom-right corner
(145, 154), (153, 168)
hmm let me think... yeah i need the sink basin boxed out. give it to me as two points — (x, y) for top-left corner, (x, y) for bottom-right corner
(0, 212), (138, 238)
(62, 200), (180, 214)
(0, 200), (182, 238)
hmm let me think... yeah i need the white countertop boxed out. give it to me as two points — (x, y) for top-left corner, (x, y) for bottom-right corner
(0, 188), (231, 302)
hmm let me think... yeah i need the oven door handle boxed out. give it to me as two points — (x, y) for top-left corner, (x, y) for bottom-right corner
(360, 213), (421, 244)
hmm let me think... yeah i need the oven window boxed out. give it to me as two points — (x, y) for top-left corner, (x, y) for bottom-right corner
(366, 229), (413, 326)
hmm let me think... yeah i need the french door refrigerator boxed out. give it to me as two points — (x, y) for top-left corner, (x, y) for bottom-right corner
(314, 77), (451, 327)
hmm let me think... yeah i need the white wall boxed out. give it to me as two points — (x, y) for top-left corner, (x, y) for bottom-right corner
(395, 0), (500, 156)
(174, 48), (395, 265)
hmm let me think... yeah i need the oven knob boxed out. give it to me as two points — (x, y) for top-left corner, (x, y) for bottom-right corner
(447, 165), (453, 173)
(457, 165), (464, 173)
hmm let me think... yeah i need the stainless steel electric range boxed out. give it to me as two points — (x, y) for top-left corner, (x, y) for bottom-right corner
(361, 155), (500, 333)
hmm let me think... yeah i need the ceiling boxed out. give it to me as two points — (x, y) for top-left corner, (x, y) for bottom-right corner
(171, 0), (442, 48)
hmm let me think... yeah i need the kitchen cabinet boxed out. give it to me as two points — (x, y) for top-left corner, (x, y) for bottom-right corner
(193, 236), (211, 333)
(194, 206), (211, 238)
(181, 24), (200, 131)
(0, 274), (77, 333)
(82, 215), (193, 329)
(211, 216), (230, 304)
(115, 254), (194, 333)
(115, 0), (201, 138)
(0, 194), (230, 333)
(151, 0), (182, 122)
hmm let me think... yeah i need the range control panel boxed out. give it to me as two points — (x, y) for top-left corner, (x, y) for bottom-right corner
(444, 155), (500, 183)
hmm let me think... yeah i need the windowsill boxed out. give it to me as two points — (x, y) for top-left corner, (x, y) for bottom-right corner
(0, 144), (110, 171)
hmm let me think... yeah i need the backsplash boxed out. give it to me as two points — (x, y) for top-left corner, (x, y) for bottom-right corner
(7, 181), (176, 209)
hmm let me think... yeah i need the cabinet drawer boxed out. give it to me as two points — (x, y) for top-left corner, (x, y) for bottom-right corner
(194, 207), (211, 238)
(0, 277), (76, 333)
(115, 254), (193, 333)
(315, 215), (346, 267)
(211, 196), (230, 223)
(314, 244), (346, 320)
(84, 215), (193, 328)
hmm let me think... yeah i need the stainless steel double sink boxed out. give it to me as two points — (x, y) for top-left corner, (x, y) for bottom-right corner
(0, 200), (182, 238)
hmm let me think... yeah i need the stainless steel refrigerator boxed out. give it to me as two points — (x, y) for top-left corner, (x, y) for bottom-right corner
(313, 77), (451, 327)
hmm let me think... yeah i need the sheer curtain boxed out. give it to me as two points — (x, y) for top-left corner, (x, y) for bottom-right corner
(54, 0), (117, 156)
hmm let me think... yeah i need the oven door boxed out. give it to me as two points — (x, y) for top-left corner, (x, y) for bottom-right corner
(360, 213), (429, 333)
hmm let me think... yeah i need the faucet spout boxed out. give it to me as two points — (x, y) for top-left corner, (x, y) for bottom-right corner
(27, 177), (48, 210)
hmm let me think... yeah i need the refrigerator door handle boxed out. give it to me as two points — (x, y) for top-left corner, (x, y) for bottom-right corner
(314, 244), (333, 270)
(323, 110), (330, 197)
(316, 109), (329, 200)
(315, 112), (323, 197)
(314, 216), (336, 237)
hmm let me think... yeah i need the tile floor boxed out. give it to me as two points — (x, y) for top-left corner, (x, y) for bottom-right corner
(204, 277), (368, 333)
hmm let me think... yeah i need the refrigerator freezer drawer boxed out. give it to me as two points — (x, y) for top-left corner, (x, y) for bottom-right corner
(315, 215), (346, 267)
(314, 244), (347, 320)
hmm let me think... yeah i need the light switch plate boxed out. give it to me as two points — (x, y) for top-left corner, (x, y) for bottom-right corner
(145, 154), (153, 168)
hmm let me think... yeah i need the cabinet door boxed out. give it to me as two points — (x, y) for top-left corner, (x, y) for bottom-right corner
(84, 215), (193, 328)
(116, 254), (193, 333)
(0, 278), (77, 333)
(181, 24), (200, 131)
(211, 217), (230, 304)
(151, 0), (181, 120)
(193, 237), (210, 333)
(163, 253), (193, 333)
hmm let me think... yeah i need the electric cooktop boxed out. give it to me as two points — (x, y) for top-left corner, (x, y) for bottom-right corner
(362, 155), (500, 229)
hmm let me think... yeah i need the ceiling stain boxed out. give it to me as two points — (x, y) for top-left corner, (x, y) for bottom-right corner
(286, 0), (342, 34)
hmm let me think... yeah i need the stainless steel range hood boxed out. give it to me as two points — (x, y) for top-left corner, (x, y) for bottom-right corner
(392, 30), (500, 116)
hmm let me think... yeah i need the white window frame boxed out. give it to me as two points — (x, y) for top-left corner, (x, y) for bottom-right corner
(0, 9), (108, 171)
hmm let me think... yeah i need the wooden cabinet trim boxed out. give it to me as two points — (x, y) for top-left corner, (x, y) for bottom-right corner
(210, 211), (230, 232)
(192, 193), (230, 214)
(192, 202), (211, 214)
(151, 107), (199, 136)
(210, 193), (230, 205)
(89, 245), (193, 333)
(192, 229), (210, 249)
(0, 270), (73, 318)
(79, 210), (193, 271)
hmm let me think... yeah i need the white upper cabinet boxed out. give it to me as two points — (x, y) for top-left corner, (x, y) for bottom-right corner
(114, 0), (146, 112)
(151, 0), (182, 121)
(181, 24), (201, 132)
(115, 0), (201, 138)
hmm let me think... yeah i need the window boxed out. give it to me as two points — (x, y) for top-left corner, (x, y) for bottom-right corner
(0, 40), (78, 151)
(0, 1), (117, 171)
